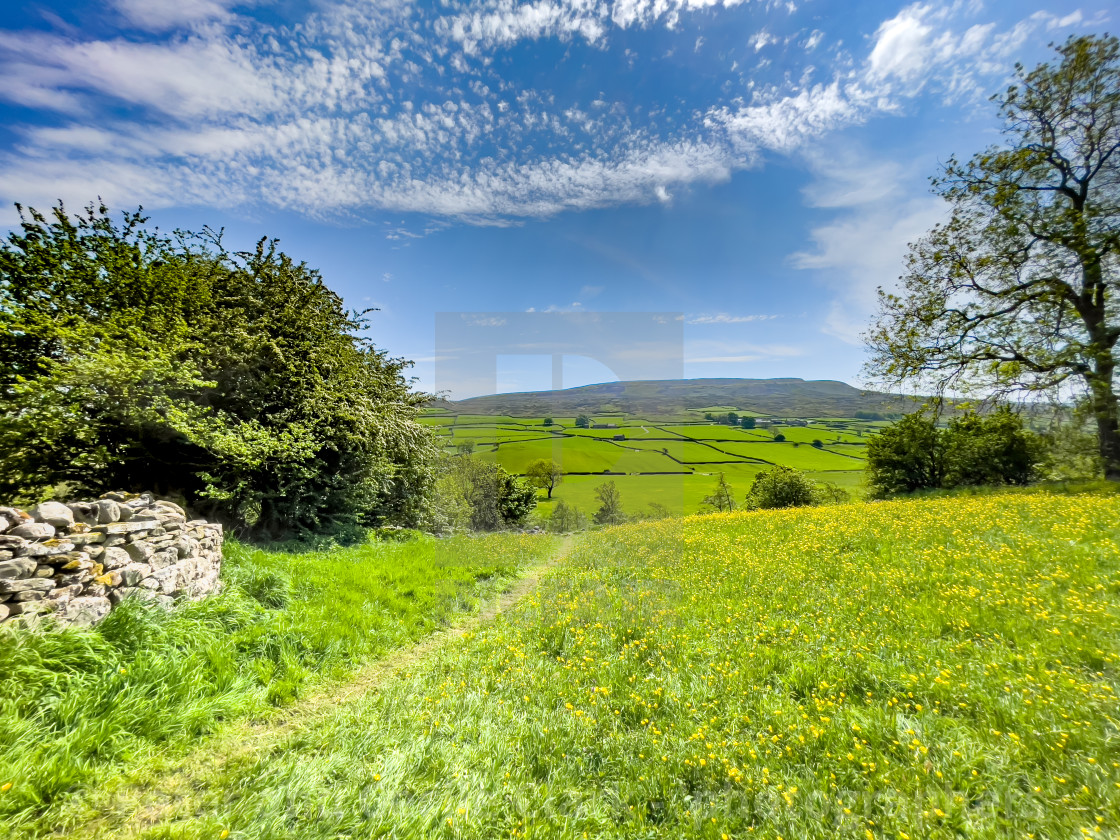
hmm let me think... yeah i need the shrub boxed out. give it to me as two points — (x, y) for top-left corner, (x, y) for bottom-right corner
(0, 202), (437, 535)
(867, 408), (1045, 496)
(866, 412), (945, 495)
(592, 481), (627, 525)
(744, 466), (817, 510)
(942, 408), (1045, 488)
(548, 500), (588, 532)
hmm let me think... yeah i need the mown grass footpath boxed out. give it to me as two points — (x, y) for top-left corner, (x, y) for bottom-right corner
(0, 533), (557, 837)
(63, 491), (1120, 840)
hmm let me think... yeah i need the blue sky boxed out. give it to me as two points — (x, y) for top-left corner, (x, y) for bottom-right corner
(0, 0), (1108, 397)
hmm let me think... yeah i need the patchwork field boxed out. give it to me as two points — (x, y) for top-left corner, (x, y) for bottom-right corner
(422, 409), (875, 514)
(33, 490), (1119, 839)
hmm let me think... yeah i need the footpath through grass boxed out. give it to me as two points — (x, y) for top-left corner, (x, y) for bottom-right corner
(56, 490), (1120, 840)
(0, 533), (557, 837)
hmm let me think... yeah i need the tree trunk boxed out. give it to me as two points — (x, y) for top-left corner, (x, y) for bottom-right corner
(1087, 367), (1120, 480)
(547, 485), (553, 499)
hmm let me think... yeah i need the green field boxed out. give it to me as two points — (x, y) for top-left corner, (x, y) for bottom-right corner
(26, 490), (1119, 839)
(422, 411), (872, 514)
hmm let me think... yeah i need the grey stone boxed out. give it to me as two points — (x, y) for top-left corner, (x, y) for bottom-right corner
(151, 566), (178, 594)
(154, 500), (187, 517)
(149, 548), (177, 571)
(124, 541), (155, 563)
(7, 600), (53, 617)
(55, 555), (95, 572)
(95, 499), (120, 524)
(11, 589), (46, 602)
(53, 571), (93, 588)
(68, 531), (106, 546)
(0, 576), (56, 594)
(104, 535), (126, 547)
(31, 501), (74, 528)
(92, 520), (154, 535)
(117, 505), (134, 522)
(84, 583), (109, 598)
(0, 558), (36, 579)
(0, 507), (26, 529)
(101, 547), (130, 569)
(66, 503), (99, 526)
(48, 584), (84, 601)
(0, 602), (8, 621)
(10, 522), (55, 540)
(120, 563), (151, 586)
(34, 565), (54, 578)
(139, 577), (160, 590)
(0, 551), (11, 561)
(84, 544), (105, 560)
(64, 596), (111, 626)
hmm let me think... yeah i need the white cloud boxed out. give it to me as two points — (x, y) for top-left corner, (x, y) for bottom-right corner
(0, 0), (1077, 225)
(687, 313), (778, 324)
(791, 149), (945, 344)
(110, 0), (249, 32)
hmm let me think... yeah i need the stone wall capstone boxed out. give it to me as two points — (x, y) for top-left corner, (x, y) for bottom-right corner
(0, 493), (223, 627)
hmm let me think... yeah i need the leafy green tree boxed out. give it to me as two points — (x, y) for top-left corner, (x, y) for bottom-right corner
(726, 412), (739, 426)
(457, 441), (476, 456)
(548, 499), (588, 532)
(742, 417), (756, 429)
(942, 408), (1045, 488)
(543, 417), (553, 427)
(867, 409), (1045, 495)
(0, 202), (437, 534)
(773, 433), (786, 443)
(525, 458), (563, 499)
(866, 36), (1120, 479)
(700, 472), (735, 513)
(575, 414), (591, 429)
(811, 439), (824, 449)
(743, 466), (816, 510)
(812, 482), (850, 506)
(592, 480), (626, 525)
(865, 413), (945, 495)
(436, 455), (536, 531)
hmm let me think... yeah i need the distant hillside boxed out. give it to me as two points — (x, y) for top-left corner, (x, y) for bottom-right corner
(446, 378), (919, 418)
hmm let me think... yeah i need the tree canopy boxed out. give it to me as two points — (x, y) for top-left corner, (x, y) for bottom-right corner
(0, 202), (437, 535)
(865, 35), (1120, 479)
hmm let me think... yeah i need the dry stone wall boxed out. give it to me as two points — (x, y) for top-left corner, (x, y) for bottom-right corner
(0, 493), (223, 627)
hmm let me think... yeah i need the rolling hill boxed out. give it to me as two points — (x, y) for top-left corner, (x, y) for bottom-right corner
(444, 377), (918, 418)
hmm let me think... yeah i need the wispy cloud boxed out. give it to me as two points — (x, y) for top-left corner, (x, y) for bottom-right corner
(0, 0), (1091, 225)
(687, 313), (778, 325)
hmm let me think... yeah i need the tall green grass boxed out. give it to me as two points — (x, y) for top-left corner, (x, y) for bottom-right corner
(66, 491), (1117, 840)
(0, 533), (555, 835)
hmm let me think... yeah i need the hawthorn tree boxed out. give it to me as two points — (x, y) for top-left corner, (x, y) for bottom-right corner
(525, 458), (563, 499)
(865, 36), (1120, 479)
(0, 202), (438, 533)
(700, 472), (735, 513)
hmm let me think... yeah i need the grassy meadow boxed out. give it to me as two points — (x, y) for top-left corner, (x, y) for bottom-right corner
(19, 489), (1119, 839)
(0, 533), (557, 837)
(422, 410), (873, 517)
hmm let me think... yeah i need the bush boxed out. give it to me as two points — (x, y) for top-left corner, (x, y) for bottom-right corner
(592, 480), (626, 525)
(942, 408), (1045, 488)
(744, 466), (817, 510)
(548, 500), (588, 532)
(424, 455), (537, 532)
(866, 412), (945, 495)
(867, 408), (1045, 496)
(0, 202), (437, 535)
